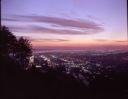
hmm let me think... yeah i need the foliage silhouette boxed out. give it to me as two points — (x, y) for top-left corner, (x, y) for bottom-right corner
(15, 37), (32, 69)
(0, 26), (32, 69)
(0, 26), (17, 56)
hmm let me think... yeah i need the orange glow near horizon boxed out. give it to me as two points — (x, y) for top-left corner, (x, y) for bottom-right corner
(31, 39), (128, 49)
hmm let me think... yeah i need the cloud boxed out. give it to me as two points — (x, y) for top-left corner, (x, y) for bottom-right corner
(2, 15), (104, 35)
(95, 39), (108, 42)
(6, 25), (30, 33)
(2, 17), (19, 21)
(29, 25), (100, 35)
(114, 40), (128, 43)
(95, 39), (128, 43)
(7, 25), (101, 35)
(16, 35), (69, 43)
(30, 38), (69, 42)
(21, 37), (69, 42)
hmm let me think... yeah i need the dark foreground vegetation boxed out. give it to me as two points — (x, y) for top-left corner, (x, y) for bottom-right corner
(1, 26), (128, 99)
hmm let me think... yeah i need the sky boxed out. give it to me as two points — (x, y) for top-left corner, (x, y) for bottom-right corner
(1, 0), (128, 49)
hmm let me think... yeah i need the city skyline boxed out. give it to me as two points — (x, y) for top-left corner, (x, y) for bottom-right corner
(1, 0), (128, 49)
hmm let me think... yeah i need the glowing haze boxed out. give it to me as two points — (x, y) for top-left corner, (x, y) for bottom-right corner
(1, 0), (128, 50)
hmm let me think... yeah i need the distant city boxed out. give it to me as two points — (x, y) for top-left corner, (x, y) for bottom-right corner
(28, 49), (128, 85)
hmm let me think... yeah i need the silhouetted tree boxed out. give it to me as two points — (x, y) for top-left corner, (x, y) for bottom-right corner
(15, 37), (32, 69)
(0, 26), (17, 57)
(0, 26), (32, 69)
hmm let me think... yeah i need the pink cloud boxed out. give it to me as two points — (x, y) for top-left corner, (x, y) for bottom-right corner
(2, 15), (104, 35)
(7, 25), (103, 35)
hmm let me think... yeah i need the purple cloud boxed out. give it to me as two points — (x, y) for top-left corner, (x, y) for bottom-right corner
(7, 25), (101, 35)
(95, 39), (108, 42)
(2, 15), (104, 35)
(16, 36), (69, 42)
(115, 40), (128, 43)
(29, 38), (69, 42)
(29, 25), (99, 35)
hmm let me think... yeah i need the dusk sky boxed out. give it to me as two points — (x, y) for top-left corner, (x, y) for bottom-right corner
(1, 0), (128, 49)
